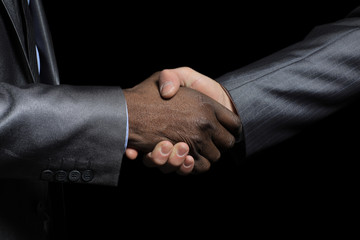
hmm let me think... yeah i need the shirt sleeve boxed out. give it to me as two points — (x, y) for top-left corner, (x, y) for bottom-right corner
(124, 99), (129, 150)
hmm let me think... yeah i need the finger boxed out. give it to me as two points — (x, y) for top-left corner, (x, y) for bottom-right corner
(197, 140), (222, 163)
(125, 148), (138, 160)
(143, 141), (173, 167)
(157, 143), (190, 174)
(192, 154), (211, 174)
(212, 123), (237, 151)
(167, 142), (189, 167)
(176, 155), (195, 175)
(213, 100), (242, 137)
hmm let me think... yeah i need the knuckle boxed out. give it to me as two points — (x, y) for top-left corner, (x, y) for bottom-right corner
(195, 116), (215, 132)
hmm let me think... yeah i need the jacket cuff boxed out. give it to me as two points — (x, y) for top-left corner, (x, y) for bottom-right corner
(219, 83), (247, 162)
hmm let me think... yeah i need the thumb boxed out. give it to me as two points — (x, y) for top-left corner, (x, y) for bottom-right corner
(159, 67), (203, 99)
(162, 67), (223, 102)
(160, 67), (235, 112)
(159, 67), (210, 99)
(159, 69), (181, 99)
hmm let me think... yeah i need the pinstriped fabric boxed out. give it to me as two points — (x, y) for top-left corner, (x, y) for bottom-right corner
(218, 12), (360, 157)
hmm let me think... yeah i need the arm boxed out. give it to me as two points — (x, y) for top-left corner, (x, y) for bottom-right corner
(0, 73), (240, 183)
(217, 6), (360, 156)
(0, 83), (126, 186)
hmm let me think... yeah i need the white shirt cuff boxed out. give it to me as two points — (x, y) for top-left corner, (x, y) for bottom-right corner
(124, 101), (129, 150)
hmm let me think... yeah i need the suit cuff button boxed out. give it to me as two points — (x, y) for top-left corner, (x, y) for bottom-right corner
(68, 170), (81, 182)
(41, 170), (54, 181)
(82, 170), (94, 182)
(55, 170), (67, 182)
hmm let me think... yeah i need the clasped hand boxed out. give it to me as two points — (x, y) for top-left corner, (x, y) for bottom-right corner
(123, 67), (241, 174)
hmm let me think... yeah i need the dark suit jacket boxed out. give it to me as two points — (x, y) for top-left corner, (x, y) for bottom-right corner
(0, 0), (127, 239)
(217, 6), (360, 158)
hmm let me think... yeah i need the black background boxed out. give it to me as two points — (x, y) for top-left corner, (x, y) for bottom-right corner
(42, 1), (359, 238)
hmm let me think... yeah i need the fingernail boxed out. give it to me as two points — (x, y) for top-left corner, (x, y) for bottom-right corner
(183, 158), (193, 168)
(160, 82), (174, 96)
(177, 147), (188, 157)
(160, 145), (172, 155)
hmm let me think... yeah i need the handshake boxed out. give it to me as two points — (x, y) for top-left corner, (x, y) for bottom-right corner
(123, 67), (242, 175)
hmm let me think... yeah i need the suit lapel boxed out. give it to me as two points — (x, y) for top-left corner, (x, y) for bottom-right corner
(1, 0), (37, 83)
(30, 0), (60, 85)
(1, 0), (60, 85)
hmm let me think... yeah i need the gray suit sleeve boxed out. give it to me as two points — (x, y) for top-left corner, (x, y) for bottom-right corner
(0, 83), (127, 186)
(217, 6), (360, 157)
